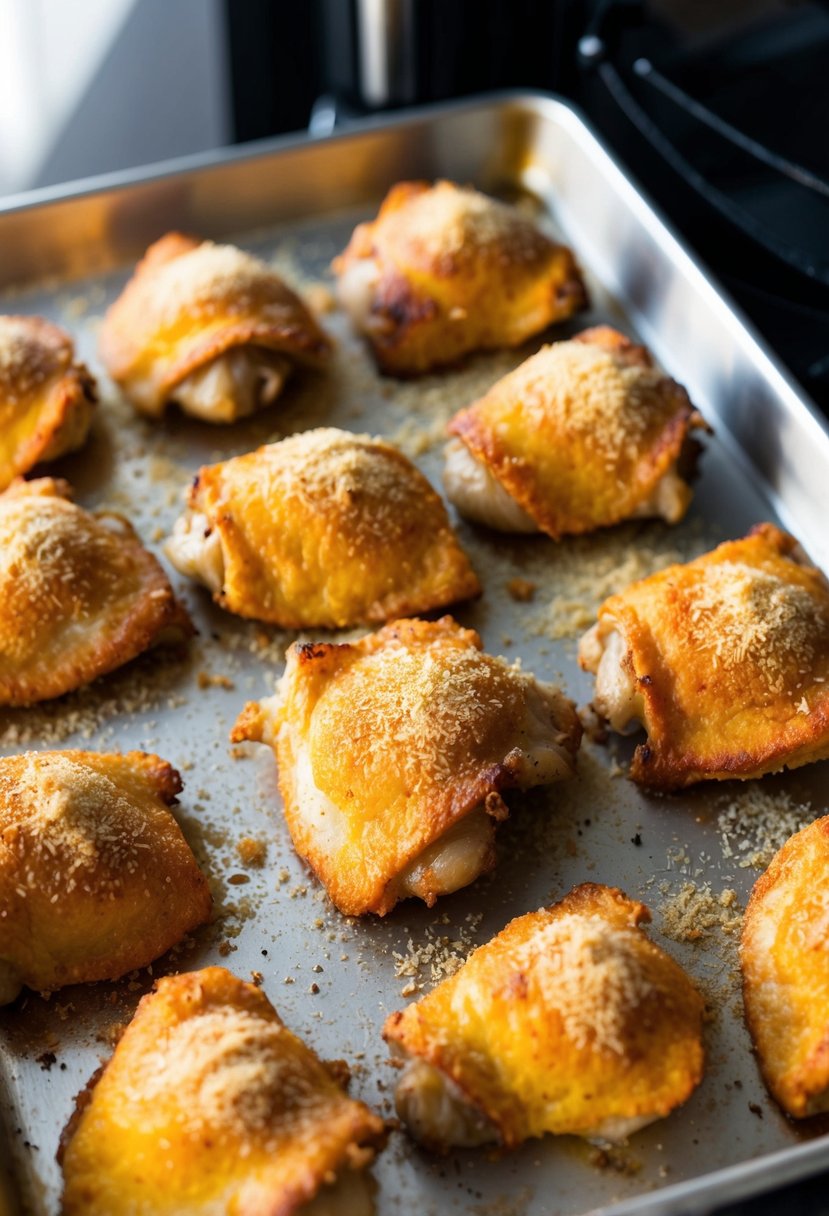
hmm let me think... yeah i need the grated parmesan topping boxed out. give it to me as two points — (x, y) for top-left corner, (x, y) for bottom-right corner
(513, 913), (654, 1055)
(335, 642), (527, 787)
(133, 1007), (316, 1140)
(684, 561), (824, 689)
(149, 242), (283, 328)
(0, 497), (122, 643)
(248, 428), (440, 543)
(270, 428), (410, 501)
(390, 183), (549, 266)
(5, 754), (152, 896)
(1, 500), (95, 577)
(0, 318), (58, 398)
(502, 341), (671, 464)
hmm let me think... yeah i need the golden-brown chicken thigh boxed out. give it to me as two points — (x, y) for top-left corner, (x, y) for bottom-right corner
(0, 315), (96, 491)
(60, 967), (386, 1216)
(99, 233), (330, 421)
(166, 428), (480, 629)
(579, 524), (829, 789)
(446, 326), (704, 537)
(333, 180), (587, 374)
(741, 815), (829, 1118)
(232, 616), (581, 916)
(0, 478), (191, 705)
(384, 884), (704, 1150)
(0, 750), (211, 1003)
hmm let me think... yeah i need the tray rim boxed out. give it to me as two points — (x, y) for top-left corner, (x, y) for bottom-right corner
(0, 89), (826, 452)
(0, 89), (827, 1216)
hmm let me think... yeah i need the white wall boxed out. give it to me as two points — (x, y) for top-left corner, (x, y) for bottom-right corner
(0, 0), (230, 195)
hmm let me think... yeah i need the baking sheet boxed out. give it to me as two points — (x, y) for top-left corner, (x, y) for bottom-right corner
(0, 95), (828, 1216)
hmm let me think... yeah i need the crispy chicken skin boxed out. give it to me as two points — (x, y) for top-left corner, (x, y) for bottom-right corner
(231, 616), (581, 917)
(0, 751), (210, 1004)
(0, 315), (96, 491)
(578, 524), (829, 790)
(445, 326), (704, 538)
(60, 967), (385, 1216)
(0, 478), (192, 706)
(384, 884), (705, 1150)
(99, 232), (330, 421)
(741, 815), (829, 1118)
(165, 428), (480, 629)
(333, 181), (587, 375)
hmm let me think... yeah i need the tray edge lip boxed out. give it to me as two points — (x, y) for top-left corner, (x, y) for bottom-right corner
(0, 89), (559, 215)
(1, 86), (826, 460)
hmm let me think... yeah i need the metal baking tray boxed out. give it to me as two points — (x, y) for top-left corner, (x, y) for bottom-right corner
(0, 92), (827, 1216)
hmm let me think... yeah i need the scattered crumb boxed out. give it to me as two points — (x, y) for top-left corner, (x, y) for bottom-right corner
(507, 577), (536, 602)
(392, 914), (483, 992)
(660, 882), (742, 943)
(524, 529), (696, 640)
(305, 283), (336, 314)
(589, 1145), (643, 1176)
(716, 787), (814, 870)
(95, 1021), (127, 1048)
(197, 671), (235, 691)
(236, 837), (267, 868)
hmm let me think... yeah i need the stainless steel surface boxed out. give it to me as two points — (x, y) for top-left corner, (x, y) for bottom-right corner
(0, 94), (827, 1216)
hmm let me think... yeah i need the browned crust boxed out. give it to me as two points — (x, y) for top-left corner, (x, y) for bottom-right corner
(0, 750), (212, 994)
(184, 430), (481, 629)
(59, 967), (386, 1215)
(333, 181), (588, 376)
(98, 232), (331, 416)
(448, 326), (700, 539)
(741, 816), (829, 1117)
(0, 316), (97, 490)
(383, 883), (703, 1148)
(584, 523), (829, 790)
(232, 616), (581, 917)
(0, 478), (193, 707)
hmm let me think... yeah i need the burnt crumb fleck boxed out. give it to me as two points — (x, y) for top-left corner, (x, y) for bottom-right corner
(297, 642), (330, 662)
(36, 1051), (57, 1071)
(260, 948), (269, 958)
(589, 1146), (642, 1176)
(638, 674), (653, 686)
(324, 1059), (351, 1087)
(749, 1102), (764, 1118)
(631, 832), (642, 846)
